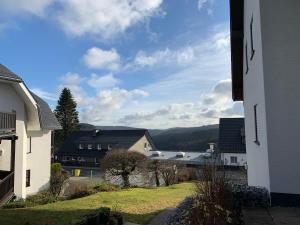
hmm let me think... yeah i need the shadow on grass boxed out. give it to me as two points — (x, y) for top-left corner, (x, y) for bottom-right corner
(0, 208), (164, 225)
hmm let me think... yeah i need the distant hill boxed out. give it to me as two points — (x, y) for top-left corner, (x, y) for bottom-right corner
(79, 123), (219, 152)
(149, 125), (219, 152)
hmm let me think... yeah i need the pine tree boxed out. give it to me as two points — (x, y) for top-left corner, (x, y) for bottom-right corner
(54, 88), (79, 149)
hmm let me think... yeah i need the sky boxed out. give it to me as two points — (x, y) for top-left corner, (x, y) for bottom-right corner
(0, 0), (243, 129)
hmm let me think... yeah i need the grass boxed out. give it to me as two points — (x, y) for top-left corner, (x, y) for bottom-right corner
(0, 182), (195, 225)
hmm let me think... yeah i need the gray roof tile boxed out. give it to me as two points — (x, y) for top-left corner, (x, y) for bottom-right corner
(0, 64), (22, 82)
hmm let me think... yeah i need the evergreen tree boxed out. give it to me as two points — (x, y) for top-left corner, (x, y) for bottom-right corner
(54, 88), (79, 148)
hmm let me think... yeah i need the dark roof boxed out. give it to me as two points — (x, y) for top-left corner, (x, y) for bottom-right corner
(219, 118), (246, 153)
(30, 92), (61, 130)
(230, 0), (244, 101)
(0, 64), (22, 82)
(56, 129), (156, 156)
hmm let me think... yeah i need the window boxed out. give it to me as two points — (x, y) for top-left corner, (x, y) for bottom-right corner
(78, 144), (83, 150)
(87, 144), (93, 150)
(254, 104), (260, 144)
(97, 144), (102, 150)
(230, 156), (238, 164)
(108, 144), (112, 150)
(27, 137), (32, 154)
(250, 15), (255, 60)
(245, 42), (249, 74)
(26, 170), (30, 187)
(144, 143), (148, 150)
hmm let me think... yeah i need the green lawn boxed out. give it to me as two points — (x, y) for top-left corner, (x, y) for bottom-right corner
(0, 183), (195, 225)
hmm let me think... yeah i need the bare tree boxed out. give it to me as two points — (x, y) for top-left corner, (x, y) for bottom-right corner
(101, 150), (148, 188)
(158, 161), (178, 186)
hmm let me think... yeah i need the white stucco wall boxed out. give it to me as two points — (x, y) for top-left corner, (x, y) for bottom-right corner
(26, 131), (51, 195)
(243, 0), (270, 191)
(259, 0), (300, 195)
(221, 153), (247, 167)
(0, 82), (28, 198)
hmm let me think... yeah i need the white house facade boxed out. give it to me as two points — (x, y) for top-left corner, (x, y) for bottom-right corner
(219, 118), (246, 167)
(230, 0), (300, 206)
(0, 64), (61, 202)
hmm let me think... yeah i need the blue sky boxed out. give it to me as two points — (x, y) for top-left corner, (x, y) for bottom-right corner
(0, 0), (243, 128)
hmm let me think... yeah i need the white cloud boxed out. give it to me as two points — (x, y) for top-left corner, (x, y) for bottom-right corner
(119, 79), (243, 128)
(0, 0), (164, 39)
(83, 47), (121, 71)
(0, 0), (53, 16)
(31, 88), (58, 101)
(197, 0), (214, 15)
(87, 73), (121, 90)
(133, 46), (195, 68)
(56, 0), (164, 39)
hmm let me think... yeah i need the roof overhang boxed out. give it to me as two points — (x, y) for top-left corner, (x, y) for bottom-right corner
(230, 0), (244, 101)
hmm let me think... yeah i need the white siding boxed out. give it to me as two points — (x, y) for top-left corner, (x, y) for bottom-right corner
(259, 0), (300, 194)
(243, 0), (270, 191)
(26, 131), (51, 195)
(0, 82), (28, 198)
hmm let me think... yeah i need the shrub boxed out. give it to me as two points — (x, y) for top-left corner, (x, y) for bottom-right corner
(50, 163), (69, 197)
(101, 150), (148, 188)
(3, 199), (27, 209)
(177, 167), (198, 182)
(231, 184), (270, 207)
(185, 164), (241, 225)
(109, 212), (123, 225)
(93, 182), (120, 192)
(158, 161), (178, 186)
(98, 207), (111, 225)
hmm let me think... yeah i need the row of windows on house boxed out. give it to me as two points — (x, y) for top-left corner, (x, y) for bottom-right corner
(61, 156), (100, 163)
(78, 143), (151, 151)
(244, 14), (260, 145)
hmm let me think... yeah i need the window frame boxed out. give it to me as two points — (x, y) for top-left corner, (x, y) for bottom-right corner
(245, 42), (249, 74)
(254, 104), (260, 145)
(250, 15), (255, 60)
(78, 144), (83, 150)
(87, 144), (93, 150)
(97, 144), (102, 151)
(27, 136), (32, 154)
(26, 170), (31, 187)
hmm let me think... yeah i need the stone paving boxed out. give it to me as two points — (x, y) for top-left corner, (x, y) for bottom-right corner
(243, 207), (300, 225)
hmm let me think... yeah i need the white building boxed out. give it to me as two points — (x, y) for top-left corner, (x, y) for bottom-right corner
(230, 0), (300, 206)
(219, 118), (246, 167)
(0, 64), (61, 203)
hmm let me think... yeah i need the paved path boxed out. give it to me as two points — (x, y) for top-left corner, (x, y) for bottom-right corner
(124, 222), (140, 225)
(243, 207), (300, 225)
(147, 208), (176, 225)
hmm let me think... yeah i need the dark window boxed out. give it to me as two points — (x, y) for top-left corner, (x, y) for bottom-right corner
(230, 156), (237, 164)
(250, 15), (255, 60)
(27, 137), (32, 154)
(245, 42), (249, 74)
(254, 104), (260, 144)
(26, 170), (30, 187)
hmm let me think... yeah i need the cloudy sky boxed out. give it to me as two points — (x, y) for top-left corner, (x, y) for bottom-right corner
(0, 0), (243, 129)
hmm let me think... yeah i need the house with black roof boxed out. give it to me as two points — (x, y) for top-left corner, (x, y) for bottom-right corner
(0, 64), (61, 202)
(219, 118), (246, 167)
(55, 129), (156, 167)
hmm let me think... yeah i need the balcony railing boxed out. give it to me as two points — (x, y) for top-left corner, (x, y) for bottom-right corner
(0, 112), (16, 135)
(0, 171), (14, 202)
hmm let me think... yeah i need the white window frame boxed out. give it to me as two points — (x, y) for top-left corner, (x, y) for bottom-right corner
(87, 144), (93, 150)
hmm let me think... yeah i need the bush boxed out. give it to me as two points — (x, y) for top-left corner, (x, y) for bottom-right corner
(98, 207), (111, 225)
(93, 182), (120, 192)
(50, 163), (69, 197)
(158, 162), (178, 186)
(3, 199), (27, 209)
(109, 212), (123, 225)
(177, 167), (198, 182)
(185, 164), (242, 225)
(231, 184), (270, 207)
